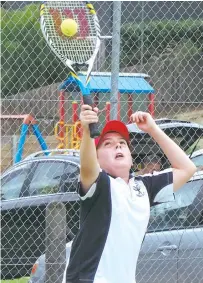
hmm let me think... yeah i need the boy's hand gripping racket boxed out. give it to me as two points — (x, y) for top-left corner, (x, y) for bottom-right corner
(40, 1), (101, 138)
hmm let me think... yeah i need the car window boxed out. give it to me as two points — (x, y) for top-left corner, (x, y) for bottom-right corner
(29, 161), (65, 196)
(191, 154), (203, 168)
(62, 162), (80, 193)
(1, 164), (30, 200)
(148, 179), (203, 232)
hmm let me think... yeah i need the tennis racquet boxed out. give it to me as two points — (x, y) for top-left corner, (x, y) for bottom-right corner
(40, 1), (101, 138)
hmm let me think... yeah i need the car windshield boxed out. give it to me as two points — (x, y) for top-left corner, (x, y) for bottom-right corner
(191, 154), (203, 167)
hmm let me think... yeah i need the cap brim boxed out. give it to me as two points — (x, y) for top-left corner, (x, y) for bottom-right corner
(95, 120), (129, 148)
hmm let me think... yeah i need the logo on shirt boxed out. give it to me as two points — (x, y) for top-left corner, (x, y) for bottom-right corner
(133, 183), (145, 197)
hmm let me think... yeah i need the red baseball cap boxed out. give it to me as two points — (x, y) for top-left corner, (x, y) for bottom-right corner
(95, 120), (130, 148)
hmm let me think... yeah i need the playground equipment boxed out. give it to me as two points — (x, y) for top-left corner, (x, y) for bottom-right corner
(55, 72), (155, 149)
(1, 114), (48, 163)
(1, 73), (154, 161)
(54, 121), (82, 150)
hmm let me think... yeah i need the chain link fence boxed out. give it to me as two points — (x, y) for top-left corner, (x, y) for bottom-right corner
(1, 1), (203, 282)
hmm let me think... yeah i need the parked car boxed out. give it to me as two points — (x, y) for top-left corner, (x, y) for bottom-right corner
(1, 119), (203, 279)
(28, 170), (203, 283)
(1, 150), (81, 279)
(136, 171), (203, 283)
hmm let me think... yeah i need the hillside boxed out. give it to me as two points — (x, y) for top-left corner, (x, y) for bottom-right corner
(175, 109), (203, 125)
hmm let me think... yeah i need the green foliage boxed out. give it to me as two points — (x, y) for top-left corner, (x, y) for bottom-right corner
(1, 5), (203, 97)
(1, 4), (67, 97)
(2, 278), (29, 283)
(120, 20), (203, 67)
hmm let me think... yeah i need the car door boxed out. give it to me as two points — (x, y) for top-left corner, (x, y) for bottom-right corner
(177, 177), (203, 283)
(136, 203), (182, 283)
(13, 160), (67, 274)
(136, 182), (187, 283)
(13, 159), (80, 277)
(1, 163), (31, 279)
(61, 161), (80, 239)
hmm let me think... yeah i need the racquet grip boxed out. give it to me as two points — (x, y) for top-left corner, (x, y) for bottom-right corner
(83, 95), (100, 138)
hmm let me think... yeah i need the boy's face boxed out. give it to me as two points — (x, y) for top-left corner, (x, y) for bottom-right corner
(97, 132), (132, 177)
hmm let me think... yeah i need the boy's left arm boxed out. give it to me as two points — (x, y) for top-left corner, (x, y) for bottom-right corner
(131, 112), (197, 192)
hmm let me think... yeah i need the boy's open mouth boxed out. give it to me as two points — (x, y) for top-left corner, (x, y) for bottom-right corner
(115, 153), (124, 159)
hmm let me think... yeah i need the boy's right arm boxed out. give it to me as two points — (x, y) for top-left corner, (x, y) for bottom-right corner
(79, 105), (100, 193)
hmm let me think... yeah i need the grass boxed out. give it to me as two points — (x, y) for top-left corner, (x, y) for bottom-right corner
(1, 278), (29, 283)
(174, 109), (203, 125)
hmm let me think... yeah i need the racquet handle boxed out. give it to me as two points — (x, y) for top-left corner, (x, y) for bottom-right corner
(83, 95), (100, 138)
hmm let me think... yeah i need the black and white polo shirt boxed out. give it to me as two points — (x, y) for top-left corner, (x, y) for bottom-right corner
(64, 169), (173, 283)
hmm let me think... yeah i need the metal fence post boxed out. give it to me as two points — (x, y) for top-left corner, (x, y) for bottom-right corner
(45, 202), (66, 283)
(110, 1), (122, 120)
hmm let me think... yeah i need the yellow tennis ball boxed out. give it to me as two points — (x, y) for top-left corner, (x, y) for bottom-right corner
(60, 19), (78, 37)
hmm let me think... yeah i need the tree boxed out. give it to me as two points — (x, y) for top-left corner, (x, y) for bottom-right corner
(1, 4), (67, 97)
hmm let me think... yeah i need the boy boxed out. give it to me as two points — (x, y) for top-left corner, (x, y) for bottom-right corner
(64, 106), (196, 283)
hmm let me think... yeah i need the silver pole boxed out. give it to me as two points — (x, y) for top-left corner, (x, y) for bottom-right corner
(140, 1), (144, 71)
(110, 1), (122, 120)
